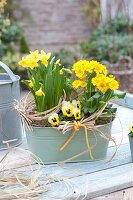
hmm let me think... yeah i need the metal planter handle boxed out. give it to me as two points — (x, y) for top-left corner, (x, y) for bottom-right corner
(0, 61), (17, 82)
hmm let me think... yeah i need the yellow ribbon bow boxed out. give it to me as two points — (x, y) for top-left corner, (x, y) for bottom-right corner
(60, 121), (94, 160)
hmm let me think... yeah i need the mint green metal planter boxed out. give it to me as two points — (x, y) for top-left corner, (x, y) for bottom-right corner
(25, 122), (112, 164)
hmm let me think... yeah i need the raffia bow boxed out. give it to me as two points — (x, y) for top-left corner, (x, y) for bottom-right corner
(57, 104), (116, 161)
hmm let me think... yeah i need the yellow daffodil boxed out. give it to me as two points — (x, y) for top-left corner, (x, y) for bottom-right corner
(19, 57), (38, 69)
(27, 59), (38, 69)
(54, 59), (61, 67)
(39, 50), (51, 60)
(62, 104), (74, 117)
(63, 68), (72, 74)
(60, 69), (63, 75)
(48, 113), (59, 126)
(72, 100), (81, 110)
(41, 57), (48, 66)
(35, 88), (45, 96)
(73, 108), (81, 120)
(29, 50), (40, 62)
(38, 50), (51, 66)
(28, 80), (33, 88)
(19, 57), (27, 67)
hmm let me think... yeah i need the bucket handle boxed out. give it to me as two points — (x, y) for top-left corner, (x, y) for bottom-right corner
(0, 61), (17, 82)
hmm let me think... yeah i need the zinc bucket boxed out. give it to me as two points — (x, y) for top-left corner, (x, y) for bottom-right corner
(0, 61), (22, 148)
(25, 122), (112, 164)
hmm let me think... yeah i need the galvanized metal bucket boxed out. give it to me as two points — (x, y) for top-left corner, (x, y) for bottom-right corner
(0, 61), (22, 148)
(25, 122), (112, 164)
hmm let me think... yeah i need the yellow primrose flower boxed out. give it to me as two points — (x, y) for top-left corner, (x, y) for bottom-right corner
(84, 61), (93, 73)
(72, 80), (87, 89)
(28, 80), (33, 88)
(62, 104), (74, 117)
(80, 73), (87, 79)
(73, 108), (81, 120)
(35, 88), (45, 96)
(109, 79), (119, 90)
(72, 100), (81, 110)
(48, 113), (59, 126)
(75, 68), (85, 79)
(72, 80), (81, 89)
(97, 82), (108, 91)
(60, 69), (63, 75)
(89, 60), (107, 75)
(0, 39), (2, 44)
(92, 74), (111, 91)
(72, 60), (86, 79)
(80, 81), (87, 88)
(54, 59), (61, 67)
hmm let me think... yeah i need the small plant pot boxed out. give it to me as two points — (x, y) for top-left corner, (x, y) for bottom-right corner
(128, 133), (133, 161)
(25, 122), (113, 164)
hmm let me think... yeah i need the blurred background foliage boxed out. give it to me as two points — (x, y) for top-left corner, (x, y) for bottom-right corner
(81, 0), (101, 28)
(0, 0), (30, 84)
(5, 0), (31, 22)
(0, 0), (30, 59)
(52, 48), (79, 68)
(80, 15), (133, 63)
(54, 15), (133, 67)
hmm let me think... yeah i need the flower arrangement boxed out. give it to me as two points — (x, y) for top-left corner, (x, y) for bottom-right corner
(18, 50), (125, 127)
(18, 50), (126, 162)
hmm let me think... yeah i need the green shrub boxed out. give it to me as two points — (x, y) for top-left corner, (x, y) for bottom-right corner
(19, 34), (30, 54)
(0, 19), (22, 58)
(80, 15), (133, 63)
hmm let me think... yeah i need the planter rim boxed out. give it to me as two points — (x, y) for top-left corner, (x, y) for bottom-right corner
(30, 121), (113, 129)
